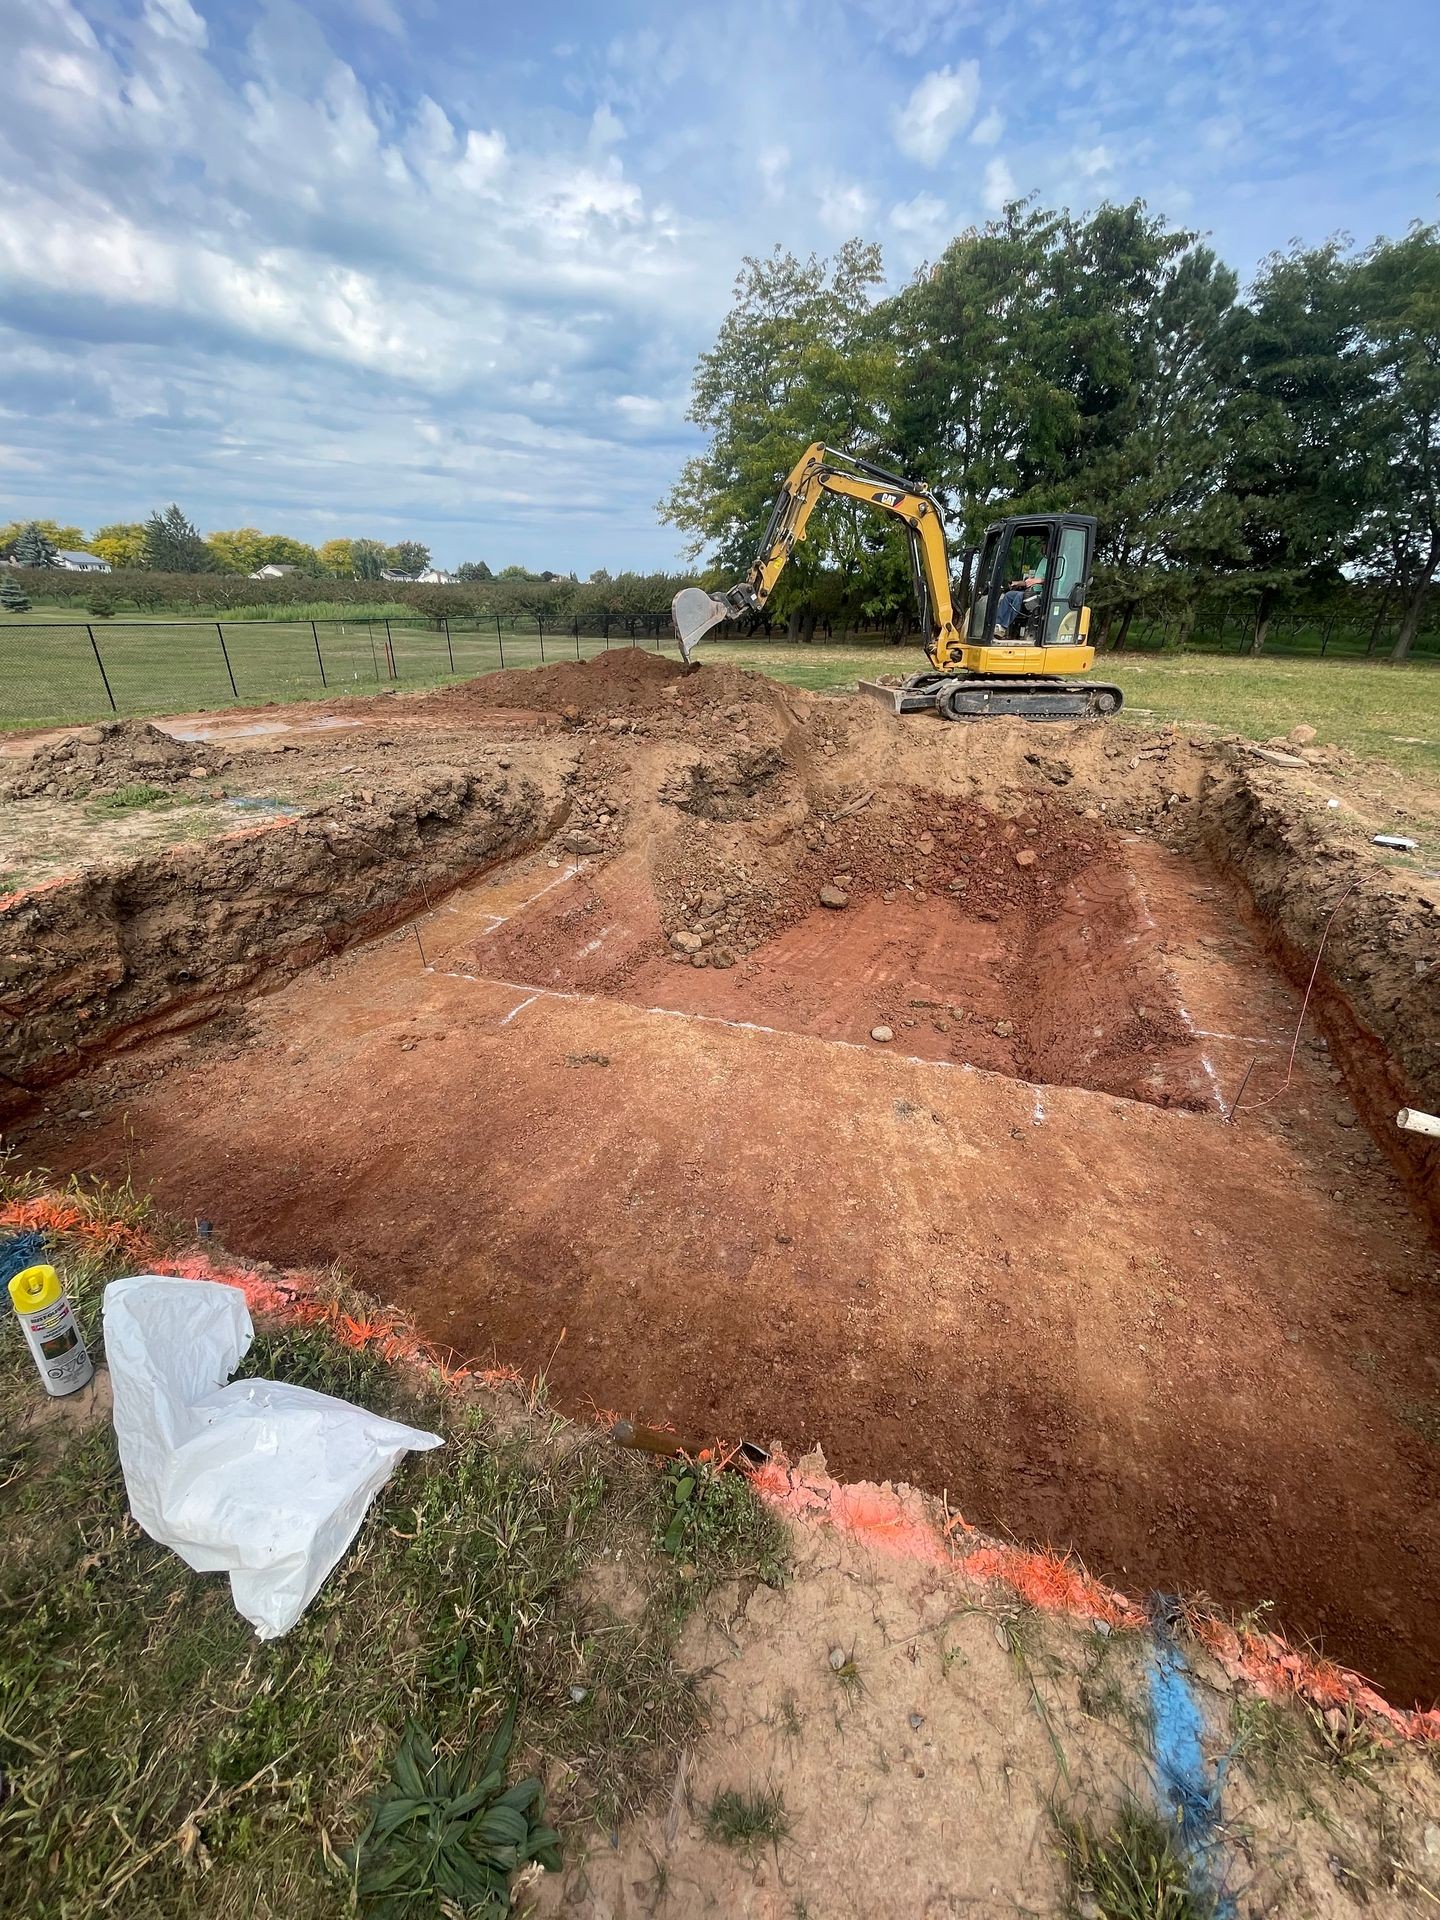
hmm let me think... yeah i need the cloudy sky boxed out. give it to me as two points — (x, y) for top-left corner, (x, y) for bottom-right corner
(2, 0), (1436, 572)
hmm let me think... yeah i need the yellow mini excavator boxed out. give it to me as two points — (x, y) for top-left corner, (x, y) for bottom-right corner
(671, 442), (1122, 719)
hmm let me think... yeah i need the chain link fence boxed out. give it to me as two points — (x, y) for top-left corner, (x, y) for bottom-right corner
(0, 613), (680, 728)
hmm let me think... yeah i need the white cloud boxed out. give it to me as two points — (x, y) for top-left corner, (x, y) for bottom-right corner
(1075, 144), (1115, 179)
(894, 61), (980, 166)
(591, 102), (625, 147)
(142, 0), (207, 48)
(817, 178), (876, 232)
(889, 192), (947, 235)
(970, 108), (1003, 147)
(758, 143), (789, 198)
(982, 156), (1016, 214)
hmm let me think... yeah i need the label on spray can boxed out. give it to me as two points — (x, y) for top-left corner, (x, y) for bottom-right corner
(8, 1264), (94, 1397)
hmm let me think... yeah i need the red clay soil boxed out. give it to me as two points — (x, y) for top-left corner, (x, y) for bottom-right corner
(26, 823), (1440, 1705)
(8, 657), (1440, 1706)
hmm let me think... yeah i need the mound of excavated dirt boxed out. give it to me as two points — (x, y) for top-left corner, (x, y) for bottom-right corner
(3, 721), (228, 799)
(428, 648), (687, 718)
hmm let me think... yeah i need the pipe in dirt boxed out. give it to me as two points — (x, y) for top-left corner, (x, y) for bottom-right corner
(1397, 1108), (1440, 1138)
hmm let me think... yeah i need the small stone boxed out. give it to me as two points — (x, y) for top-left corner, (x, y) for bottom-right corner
(1014, 848), (1038, 868)
(870, 1026), (894, 1043)
(818, 884), (849, 910)
(908, 1710), (925, 1730)
(828, 1645), (847, 1671)
(1288, 723), (1318, 746)
(670, 930), (703, 953)
(993, 1019), (1015, 1039)
(691, 953), (709, 968)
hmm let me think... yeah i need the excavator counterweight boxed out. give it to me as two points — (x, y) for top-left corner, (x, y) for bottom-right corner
(671, 443), (1122, 720)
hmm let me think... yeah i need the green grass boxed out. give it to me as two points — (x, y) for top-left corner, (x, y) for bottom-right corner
(0, 1177), (789, 1919)
(715, 641), (1440, 781)
(0, 614), (676, 730)
(1055, 1800), (1216, 1920)
(704, 1784), (791, 1856)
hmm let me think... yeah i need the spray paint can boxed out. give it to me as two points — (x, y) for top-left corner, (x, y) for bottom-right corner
(8, 1264), (94, 1397)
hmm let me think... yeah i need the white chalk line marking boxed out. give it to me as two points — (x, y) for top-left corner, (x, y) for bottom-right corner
(1124, 862), (1225, 1113)
(422, 969), (1218, 1123)
(476, 862), (583, 935)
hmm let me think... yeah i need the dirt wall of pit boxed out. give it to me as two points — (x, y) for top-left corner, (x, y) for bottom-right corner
(0, 770), (557, 1116)
(1201, 770), (1440, 1222)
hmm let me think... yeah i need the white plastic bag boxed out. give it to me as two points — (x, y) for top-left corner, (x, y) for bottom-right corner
(104, 1274), (442, 1639)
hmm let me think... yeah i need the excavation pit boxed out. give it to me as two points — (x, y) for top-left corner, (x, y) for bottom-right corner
(4, 657), (1437, 1706)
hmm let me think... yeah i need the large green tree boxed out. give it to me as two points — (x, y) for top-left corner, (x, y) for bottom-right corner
(143, 503), (212, 573)
(1352, 223), (1440, 662)
(662, 240), (889, 635)
(1214, 243), (1374, 652)
(13, 523), (58, 567)
(1, 519), (82, 559)
(89, 523), (147, 568)
(384, 541), (430, 578)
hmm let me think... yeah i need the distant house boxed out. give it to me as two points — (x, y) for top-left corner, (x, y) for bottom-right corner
(54, 550), (111, 572)
(418, 567), (458, 585)
(249, 562), (300, 579)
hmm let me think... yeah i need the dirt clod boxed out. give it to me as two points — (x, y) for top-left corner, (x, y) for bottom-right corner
(3, 720), (229, 798)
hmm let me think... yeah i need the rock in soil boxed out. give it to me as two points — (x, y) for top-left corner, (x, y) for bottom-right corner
(870, 1026), (894, 1043)
(818, 884), (849, 910)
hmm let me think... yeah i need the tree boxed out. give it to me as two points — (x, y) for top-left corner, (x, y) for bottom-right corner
(457, 560), (493, 581)
(0, 519), (82, 559)
(662, 240), (888, 635)
(89, 523), (148, 568)
(384, 541), (430, 578)
(144, 503), (212, 573)
(0, 577), (30, 612)
(317, 538), (357, 576)
(351, 539), (387, 580)
(13, 522), (58, 567)
(1215, 243), (1374, 652)
(1353, 223), (1440, 662)
(205, 527), (268, 574)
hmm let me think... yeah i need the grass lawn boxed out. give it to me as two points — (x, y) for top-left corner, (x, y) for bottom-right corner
(2, 608), (1437, 784)
(714, 641), (1440, 783)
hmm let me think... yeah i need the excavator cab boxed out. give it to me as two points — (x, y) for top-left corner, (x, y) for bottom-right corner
(966, 514), (1097, 649)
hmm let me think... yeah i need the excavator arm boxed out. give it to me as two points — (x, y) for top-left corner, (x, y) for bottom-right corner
(672, 442), (966, 669)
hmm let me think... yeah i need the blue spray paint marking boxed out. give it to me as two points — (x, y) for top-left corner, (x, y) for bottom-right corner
(1145, 1624), (1236, 1917)
(0, 1230), (50, 1287)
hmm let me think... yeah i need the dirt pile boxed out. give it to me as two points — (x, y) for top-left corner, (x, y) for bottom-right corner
(2, 720), (229, 799)
(428, 647), (687, 718)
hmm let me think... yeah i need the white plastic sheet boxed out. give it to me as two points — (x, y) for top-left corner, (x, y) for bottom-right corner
(104, 1274), (442, 1639)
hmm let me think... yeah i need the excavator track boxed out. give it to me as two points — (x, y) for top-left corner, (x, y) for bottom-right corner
(859, 673), (1123, 721)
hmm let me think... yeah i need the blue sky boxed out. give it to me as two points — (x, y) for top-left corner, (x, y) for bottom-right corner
(2, 0), (1437, 573)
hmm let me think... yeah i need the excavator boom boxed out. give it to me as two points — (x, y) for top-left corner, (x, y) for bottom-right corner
(671, 442), (1122, 719)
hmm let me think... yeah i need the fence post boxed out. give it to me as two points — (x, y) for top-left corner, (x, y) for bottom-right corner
(310, 619), (327, 688)
(443, 615), (455, 675)
(603, 612), (610, 649)
(85, 625), (118, 712)
(573, 616), (580, 660)
(215, 623), (239, 700)
(1320, 613), (1335, 657)
(367, 622), (380, 681)
(384, 618), (396, 678)
(538, 616), (545, 663)
(495, 612), (505, 668)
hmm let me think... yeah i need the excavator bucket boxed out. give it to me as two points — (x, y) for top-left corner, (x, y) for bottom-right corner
(672, 587), (733, 664)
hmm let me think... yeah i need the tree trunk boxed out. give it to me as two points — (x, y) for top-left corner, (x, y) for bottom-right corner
(1248, 593), (1271, 656)
(786, 609), (801, 642)
(1391, 579), (1431, 663)
(1111, 603), (1136, 652)
(1093, 607), (1114, 652)
(799, 607), (818, 644)
(1390, 540), (1439, 663)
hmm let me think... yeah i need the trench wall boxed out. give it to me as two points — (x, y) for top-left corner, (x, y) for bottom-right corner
(0, 772), (552, 1118)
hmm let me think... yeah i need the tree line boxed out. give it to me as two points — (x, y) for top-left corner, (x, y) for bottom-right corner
(662, 202), (1440, 663)
(0, 508), (493, 582)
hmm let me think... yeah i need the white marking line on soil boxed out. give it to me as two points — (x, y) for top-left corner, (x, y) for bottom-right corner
(476, 862), (583, 935)
(1123, 863), (1225, 1113)
(1196, 1029), (1282, 1047)
(499, 993), (540, 1026)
